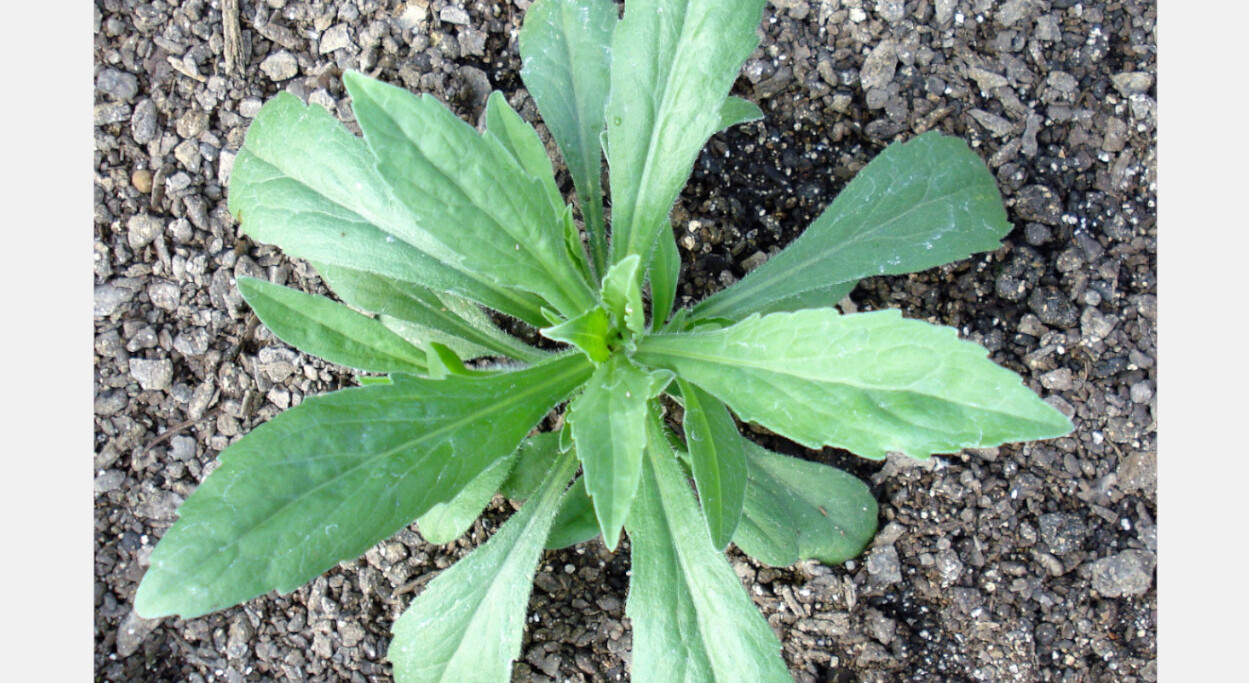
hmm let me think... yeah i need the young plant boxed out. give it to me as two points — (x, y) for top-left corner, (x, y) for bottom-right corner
(135, 0), (1073, 680)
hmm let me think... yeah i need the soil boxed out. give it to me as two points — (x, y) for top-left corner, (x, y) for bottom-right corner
(94, 1), (1157, 681)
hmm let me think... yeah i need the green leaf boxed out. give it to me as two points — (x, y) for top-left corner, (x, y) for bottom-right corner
(625, 411), (792, 683)
(678, 379), (747, 551)
(237, 277), (427, 375)
(344, 71), (597, 318)
(541, 306), (612, 363)
(416, 449), (518, 544)
(600, 254), (645, 335)
(691, 132), (1013, 323)
(484, 90), (564, 214)
(134, 354), (592, 619)
(732, 441), (877, 567)
(519, 0), (618, 277)
(716, 95), (764, 133)
(649, 222), (682, 329)
(637, 308), (1073, 460)
(389, 448), (579, 682)
(566, 355), (671, 550)
(605, 0), (766, 269)
(546, 475), (600, 549)
(500, 432), (562, 501)
(315, 263), (545, 364)
(226, 91), (548, 327)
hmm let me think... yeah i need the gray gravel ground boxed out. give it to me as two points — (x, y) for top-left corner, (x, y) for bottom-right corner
(94, 1), (1156, 681)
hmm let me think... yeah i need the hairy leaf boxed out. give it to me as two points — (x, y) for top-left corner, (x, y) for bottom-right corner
(484, 91), (565, 214)
(541, 306), (612, 363)
(692, 132), (1012, 323)
(237, 277), (427, 375)
(345, 72), (597, 317)
(638, 308), (1073, 459)
(134, 354), (591, 619)
(625, 412), (792, 682)
(678, 379), (747, 550)
(389, 449), (579, 682)
(716, 95), (764, 133)
(566, 355), (672, 550)
(519, 0), (618, 276)
(227, 91), (547, 326)
(649, 221), (682, 329)
(600, 254), (645, 335)
(546, 476), (600, 549)
(416, 449), (518, 544)
(606, 0), (767, 269)
(733, 441), (877, 567)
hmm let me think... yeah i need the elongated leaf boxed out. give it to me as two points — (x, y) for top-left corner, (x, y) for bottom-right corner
(567, 355), (671, 550)
(389, 448), (579, 682)
(625, 412), (792, 683)
(679, 379), (747, 550)
(344, 72), (597, 318)
(227, 91), (548, 326)
(498, 434), (605, 549)
(314, 263), (544, 364)
(519, 0), (617, 277)
(541, 306), (612, 363)
(416, 449), (518, 545)
(134, 354), (592, 619)
(237, 277), (427, 375)
(485, 91), (564, 214)
(692, 132), (1012, 323)
(733, 441), (877, 567)
(650, 222), (682, 329)
(501, 432), (562, 501)
(600, 254), (644, 335)
(637, 308), (1073, 460)
(716, 95), (764, 133)
(546, 475), (600, 549)
(606, 0), (766, 268)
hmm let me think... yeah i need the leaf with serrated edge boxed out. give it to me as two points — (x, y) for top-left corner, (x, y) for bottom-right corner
(237, 277), (427, 375)
(389, 448), (579, 682)
(314, 263), (544, 363)
(566, 355), (671, 550)
(692, 132), (1012, 323)
(519, 0), (617, 276)
(732, 441), (877, 567)
(600, 254), (645, 335)
(416, 449), (518, 544)
(679, 379), (747, 551)
(625, 410), (792, 683)
(606, 0), (766, 270)
(134, 354), (592, 619)
(345, 72), (596, 319)
(637, 308), (1072, 460)
(226, 91), (548, 326)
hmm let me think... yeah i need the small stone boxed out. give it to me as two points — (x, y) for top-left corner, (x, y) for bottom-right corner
(1046, 70), (1079, 95)
(95, 390), (128, 416)
(131, 99), (158, 144)
(176, 109), (209, 139)
(1090, 550), (1155, 597)
(1013, 185), (1063, 225)
(966, 67), (1009, 92)
(1111, 72), (1154, 97)
(875, 0), (905, 23)
(116, 610), (160, 658)
(258, 347), (300, 383)
(174, 139), (202, 169)
(1024, 223), (1053, 246)
(935, 0), (956, 24)
(170, 435), (197, 462)
(860, 40), (898, 91)
(1038, 513), (1087, 555)
(867, 545), (902, 585)
(1080, 307), (1118, 343)
(131, 358), (174, 391)
(1129, 381), (1154, 404)
(94, 469), (127, 496)
(165, 172), (192, 193)
(94, 103), (131, 126)
(260, 50), (299, 81)
(174, 327), (211, 356)
(996, 0), (1031, 27)
(148, 280), (182, 311)
(319, 24), (353, 54)
(1028, 287), (1078, 328)
(969, 108), (1014, 137)
(96, 68), (139, 101)
(1040, 368), (1074, 391)
(127, 214), (164, 250)
(1035, 14), (1062, 42)
(440, 5), (470, 25)
(239, 97), (264, 118)
(131, 169), (153, 193)
(458, 26), (487, 56)
(95, 284), (135, 317)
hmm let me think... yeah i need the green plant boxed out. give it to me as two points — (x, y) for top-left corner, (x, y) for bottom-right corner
(134, 0), (1072, 679)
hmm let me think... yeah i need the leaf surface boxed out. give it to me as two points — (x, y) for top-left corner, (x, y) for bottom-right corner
(678, 379), (747, 550)
(389, 449), (579, 682)
(237, 277), (427, 375)
(541, 307), (612, 363)
(649, 222), (682, 329)
(716, 95), (764, 133)
(226, 91), (547, 326)
(566, 355), (670, 550)
(416, 449), (517, 545)
(485, 91), (565, 214)
(692, 132), (1012, 323)
(600, 254), (645, 335)
(732, 441), (877, 567)
(134, 354), (591, 619)
(606, 0), (766, 269)
(519, 0), (617, 276)
(625, 412), (792, 683)
(637, 308), (1072, 459)
(345, 72), (596, 317)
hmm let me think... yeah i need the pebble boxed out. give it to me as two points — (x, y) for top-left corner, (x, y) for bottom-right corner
(1038, 513), (1087, 555)
(969, 108), (1014, 137)
(319, 24), (353, 53)
(1111, 72), (1153, 96)
(174, 327), (211, 356)
(1080, 307), (1117, 343)
(866, 545), (902, 585)
(1129, 381), (1153, 404)
(131, 99), (158, 144)
(130, 358), (174, 391)
(1040, 368), (1074, 391)
(95, 284), (136, 317)
(860, 40), (898, 91)
(95, 469), (127, 496)
(1090, 550), (1155, 597)
(1028, 287), (1078, 328)
(1013, 185), (1063, 225)
(170, 435), (197, 462)
(934, 0), (956, 24)
(996, 0), (1031, 27)
(875, 0), (905, 23)
(96, 68), (139, 101)
(261, 50), (300, 81)
(127, 214), (164, 250)
(131, 169), (153, 193)
(116, 610), (160, 658)
(148, 280), (182, 311)
(440, 5), (470, 25)
(95, 103), (131, 126)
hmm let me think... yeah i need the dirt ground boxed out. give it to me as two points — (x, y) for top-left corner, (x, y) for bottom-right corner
(94, 1), (1156, 681)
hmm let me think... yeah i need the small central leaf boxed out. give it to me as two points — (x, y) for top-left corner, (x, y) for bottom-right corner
(540, 306), (612, 363)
